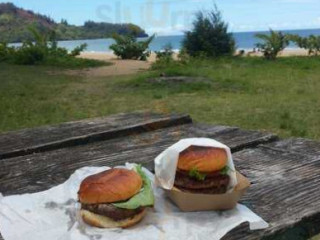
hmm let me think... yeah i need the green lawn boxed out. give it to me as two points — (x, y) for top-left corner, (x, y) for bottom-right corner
(0, 57), (320, 141)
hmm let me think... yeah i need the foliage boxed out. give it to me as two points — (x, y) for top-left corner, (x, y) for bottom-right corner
(1, 27), (95, 66)
(0, 42), (14, 62)
(0, 3), (148, 43)
(177, 48), (191, 64)
(289, 34), (320, 56)
(82, 21), (148, 39)
(153, 43), (174, 68)
(155, 43), (174, 60)
(69, 43), (88, 57)
(255, 29), (289, 60)
(13, 43), (46, 65)
(182, 5), (235, 58)
(110, 34), (155, 61)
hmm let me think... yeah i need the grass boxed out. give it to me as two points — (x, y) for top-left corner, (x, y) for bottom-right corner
(41, 56), (110, 69)
(144, 56), (320, 139)
(0, 56), (320, 142)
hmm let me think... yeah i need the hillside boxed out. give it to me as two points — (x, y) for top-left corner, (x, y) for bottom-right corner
(0, 3), (148, 43)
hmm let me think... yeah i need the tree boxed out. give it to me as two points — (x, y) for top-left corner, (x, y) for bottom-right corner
(289, 34), (320, 56)
(60, 19), (68, 26)
(182, 5), (235, 57)
(255, 29), (289, 60)
(110, 34), (155, 61)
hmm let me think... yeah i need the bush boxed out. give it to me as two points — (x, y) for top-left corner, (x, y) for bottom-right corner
(152, 44), (174, 69)
(13, 43), (45, 65)
(1, 27), (89, 66)
(155, 44), (174, 59)
(289, 34), (320, 56)
(110, 33), (155, 60)
(0, 42), (14, 62)
(182, 5), (235, 58)
(177, 48), (191, 64)
(154, 43), (174, 64)
(255, 29), (289, 60)
(69, 43), (87, 57)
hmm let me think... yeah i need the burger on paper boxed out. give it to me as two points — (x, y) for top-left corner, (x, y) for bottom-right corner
(78, 165), (154, 228)
(155, 138), (250, 211)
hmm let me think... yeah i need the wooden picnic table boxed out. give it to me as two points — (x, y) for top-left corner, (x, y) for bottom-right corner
(0, 112), (319, 240)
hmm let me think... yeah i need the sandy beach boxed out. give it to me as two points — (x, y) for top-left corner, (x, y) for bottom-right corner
(74, 49), (310, 77)
(241, 48), (309, 57)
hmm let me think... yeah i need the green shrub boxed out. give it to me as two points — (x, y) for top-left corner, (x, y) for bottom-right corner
(255, 29), (289, 60)
(110, 34), (155, 60)
(0, 42), (14, 62)
(3, 27), (89, 66)
(13, 43), (45, 65)
(69, 43), (87, 57)
(153, 44), (174, 68)
(177, 48), (191, 64)
(155, 43), (174, 60)
(182, 5), (235, 58)
(289, 34), (320, 56)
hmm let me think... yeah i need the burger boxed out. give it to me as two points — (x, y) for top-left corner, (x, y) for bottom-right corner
(174, 146), (230, 194)
(78, 165), (154, 228)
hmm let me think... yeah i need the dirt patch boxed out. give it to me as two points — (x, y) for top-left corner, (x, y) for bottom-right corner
(49, 52), (152, 77)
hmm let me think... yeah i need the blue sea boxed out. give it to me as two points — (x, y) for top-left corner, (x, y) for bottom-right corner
(11, 28), (320, 52)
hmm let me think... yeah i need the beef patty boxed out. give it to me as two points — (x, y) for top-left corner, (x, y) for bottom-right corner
(174, 169), (230, 194)
(81, 203), (145, 221)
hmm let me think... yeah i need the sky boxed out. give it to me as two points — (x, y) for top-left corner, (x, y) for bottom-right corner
(2, 0), (320, 35)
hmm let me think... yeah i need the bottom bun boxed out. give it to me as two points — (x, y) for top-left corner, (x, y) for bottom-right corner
(80, 209), (147, 228)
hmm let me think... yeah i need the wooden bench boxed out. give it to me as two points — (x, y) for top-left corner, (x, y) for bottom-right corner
(0, 112), (319, 240)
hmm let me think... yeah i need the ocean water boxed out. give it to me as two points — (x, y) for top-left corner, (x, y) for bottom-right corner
(11, 28), (320, 52)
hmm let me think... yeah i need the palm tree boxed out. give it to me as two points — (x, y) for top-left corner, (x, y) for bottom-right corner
(26, 26), (57, 50)
(255, 29), (289, 60)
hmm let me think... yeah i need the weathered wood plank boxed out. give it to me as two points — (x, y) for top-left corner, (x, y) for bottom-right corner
(263, 137), (320, 157)
(0, 123), (277, 195)
(222, 146), (320, 240)
(0, 112), (192, 159)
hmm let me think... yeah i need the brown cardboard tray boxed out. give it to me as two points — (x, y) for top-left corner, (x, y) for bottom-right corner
(164, 171), (250, 212)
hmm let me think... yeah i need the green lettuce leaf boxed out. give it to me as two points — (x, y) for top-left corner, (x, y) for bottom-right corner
(112, 165), (154, 210)
(188, 167), (206, 181)
(220, 166), (230, 175)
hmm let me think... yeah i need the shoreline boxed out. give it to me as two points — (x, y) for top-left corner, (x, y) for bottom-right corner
(80, 48), (310, 63)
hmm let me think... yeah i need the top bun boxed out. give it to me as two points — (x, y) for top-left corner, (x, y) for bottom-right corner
(177, 146), (228, 172)
(78, 168), (142, 204)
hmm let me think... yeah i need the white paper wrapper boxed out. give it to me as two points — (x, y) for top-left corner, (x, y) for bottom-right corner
(0, 164), (268, 240)
(155, 138), (237, 190)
